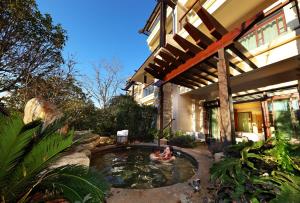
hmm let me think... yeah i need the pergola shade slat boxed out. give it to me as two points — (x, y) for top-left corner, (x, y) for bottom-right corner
(183, 22), (213, 48)
(165, 43), (191, 61)
(173, 34), (202, 55)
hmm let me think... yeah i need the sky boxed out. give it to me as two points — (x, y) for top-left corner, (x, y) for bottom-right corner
(36, 0), (156, 81)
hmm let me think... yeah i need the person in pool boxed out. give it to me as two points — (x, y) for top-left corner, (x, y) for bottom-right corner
(161, 146), (174, 160)
(150, 146), (175, 161)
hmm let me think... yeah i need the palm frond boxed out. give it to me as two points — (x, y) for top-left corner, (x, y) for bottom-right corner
(35, 165), (109, 203)
(0, 115), (40, 187)
(7, 130), (73, 200)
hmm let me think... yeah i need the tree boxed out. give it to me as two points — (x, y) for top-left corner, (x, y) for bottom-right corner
(0, 0), (66, 93)
(84, 59), (123, 108)
(2, 56), (85, 110)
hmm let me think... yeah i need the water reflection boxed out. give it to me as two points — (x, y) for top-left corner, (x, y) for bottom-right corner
(91, 148), (196, 189)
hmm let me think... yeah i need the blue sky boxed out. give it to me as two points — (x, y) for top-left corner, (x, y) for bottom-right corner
(36, 0), (156, 80)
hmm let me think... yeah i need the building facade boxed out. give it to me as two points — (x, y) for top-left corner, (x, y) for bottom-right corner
(126, 0), (300, 143)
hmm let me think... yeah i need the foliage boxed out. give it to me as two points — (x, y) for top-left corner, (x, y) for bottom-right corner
(169, 135), (196, 148)
(111, 95), (157, 141)
(0, 0), (66, 93)
(0, 114), (108, 202)
(89, 95), (157, 141)
(210, 133), (300, 202)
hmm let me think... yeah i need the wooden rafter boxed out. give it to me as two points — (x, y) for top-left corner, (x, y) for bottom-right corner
(144, 67), (163, 79)
(194, 66), (218, 78)
(229, 45), (258, 69)
(163, 15), (259, 82)
(180, 21), (246, 74)
(177, 76), (204, 87)
(182, 71), (208, 85)
(183, 22), (213, 48)
(165, 43), (191, 61)
(159, 49), (182, 66)
(154, 57), (169, 68)
(148, 63), (164, 74)
(172, 78), (196, 89)
(187, 69), (216, 83)
(173, 34), (201, 55)
(196, 6), (227, 40)
(196, 6), (257, 70)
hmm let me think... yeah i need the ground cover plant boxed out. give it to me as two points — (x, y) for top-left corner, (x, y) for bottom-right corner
(210, 133), (300, 202)
(0, 113), (108, 202)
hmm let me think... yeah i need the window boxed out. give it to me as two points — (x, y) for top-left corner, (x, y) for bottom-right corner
(143, 84), (154, 97)
(239, 10), (287, 50)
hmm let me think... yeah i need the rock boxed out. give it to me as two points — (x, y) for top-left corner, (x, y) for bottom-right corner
(23, 98), (67, 133)
(51, 152), (90, 168)
(214, 152), (224, 162)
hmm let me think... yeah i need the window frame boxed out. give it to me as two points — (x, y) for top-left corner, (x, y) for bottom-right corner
(240, 10), (287, 49)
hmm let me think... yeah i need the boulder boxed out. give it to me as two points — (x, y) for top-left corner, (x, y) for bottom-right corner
(51, 152), (90, 168)
(214, 152), (224, 162)
(23, 97), (68, 133)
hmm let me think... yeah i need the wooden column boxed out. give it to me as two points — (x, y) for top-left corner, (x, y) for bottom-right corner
(217, 48), (235, 144)
(260, 100), (269, 140)
(158, 0), (167, 148)
(159, 85), (164, 148)
(159, 0), (167, 47)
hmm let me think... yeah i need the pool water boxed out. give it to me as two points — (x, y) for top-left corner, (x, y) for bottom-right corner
(90, 147), (197, 189)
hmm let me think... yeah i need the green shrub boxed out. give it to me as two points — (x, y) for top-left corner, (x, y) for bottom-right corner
(210, 132), (300, 202)
(169, 135), (196, 148)
(91, 95), (157, 141)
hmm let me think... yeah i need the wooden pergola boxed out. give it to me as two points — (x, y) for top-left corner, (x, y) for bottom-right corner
(144, 0), (293, 144)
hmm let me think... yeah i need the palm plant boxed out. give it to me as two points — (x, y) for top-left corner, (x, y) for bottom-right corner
(0, 114), (108, 202)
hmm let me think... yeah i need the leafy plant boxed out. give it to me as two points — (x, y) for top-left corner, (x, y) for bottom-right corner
(210, 132), (300, 202)
(0, 114), (108, 202)
(169, 135), (196, 148)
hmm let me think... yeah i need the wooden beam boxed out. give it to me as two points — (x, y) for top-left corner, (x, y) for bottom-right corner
(159, 49), (181, 66)
(177, 76), (204, 87)
(154, 57), (169, 68)
(183, 22), (214, 48)
(196, 6), (227, 39)
(163, 15), (260, 82)
(229, 45), (258, 69)
(154, 57), (177, 73)
(162, 2), (287, 83)
(182, 72), (209, 85)
(172, 78), (196, 89)
(195, 6), (257, 71)
(145, 67), (163, 79)
(195, 66), (218, 78)
(228, 61), (245, 73)
(189, 69), (216, 83)
(148, 63), (164, 73)
(165, 43), (191, 61)
(173, 34), (201, 55)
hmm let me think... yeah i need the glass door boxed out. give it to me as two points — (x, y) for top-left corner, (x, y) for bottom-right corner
(209, 108), (220, 140)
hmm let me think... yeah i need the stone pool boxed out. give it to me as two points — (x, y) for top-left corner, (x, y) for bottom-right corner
(90, 146), (197, 189)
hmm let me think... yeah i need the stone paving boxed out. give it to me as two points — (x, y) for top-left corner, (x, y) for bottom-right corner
(93, 144), (214, 203)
